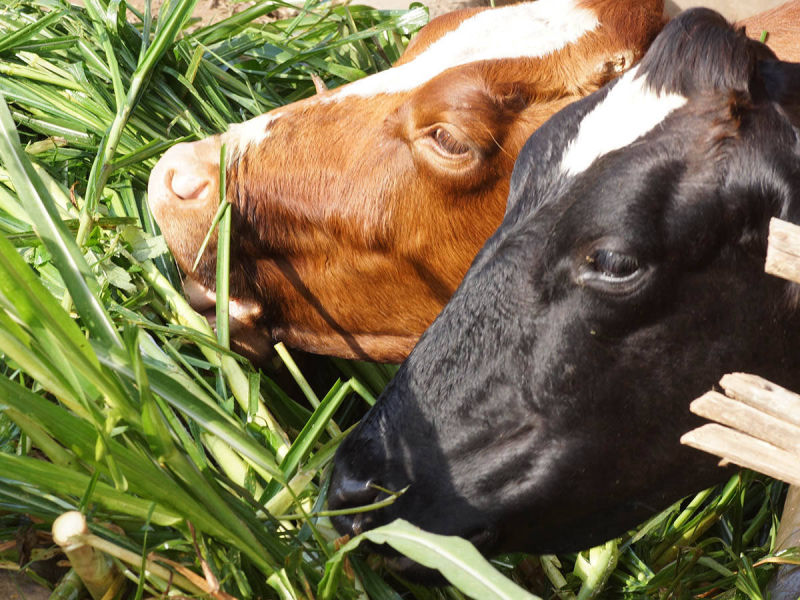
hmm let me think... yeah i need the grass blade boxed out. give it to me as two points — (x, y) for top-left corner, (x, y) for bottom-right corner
(0, 95), (122, 350)
(321, 519), (541, 600)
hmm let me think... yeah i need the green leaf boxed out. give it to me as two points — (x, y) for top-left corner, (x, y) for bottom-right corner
(320, 520), (541, 600)
(0, 9), (64, 54)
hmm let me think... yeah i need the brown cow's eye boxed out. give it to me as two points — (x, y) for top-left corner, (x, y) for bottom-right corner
(432, 127), (470, 156)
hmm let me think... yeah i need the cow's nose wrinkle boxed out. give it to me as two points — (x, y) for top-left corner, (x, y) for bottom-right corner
(171, 172), (209, 200)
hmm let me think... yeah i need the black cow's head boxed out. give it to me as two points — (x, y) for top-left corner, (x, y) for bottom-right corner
(328, 8), (800, 576)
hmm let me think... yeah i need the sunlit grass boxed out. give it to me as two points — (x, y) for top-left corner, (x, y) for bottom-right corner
(0, 1), (792, 598)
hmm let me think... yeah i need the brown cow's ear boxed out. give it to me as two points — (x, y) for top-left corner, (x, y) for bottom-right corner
(491, 82), (533, 114)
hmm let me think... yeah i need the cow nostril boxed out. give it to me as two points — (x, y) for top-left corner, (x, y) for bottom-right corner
(328, 474), (384, 537)
(170, 172), (210, 200)
(329, 475), (381, 510)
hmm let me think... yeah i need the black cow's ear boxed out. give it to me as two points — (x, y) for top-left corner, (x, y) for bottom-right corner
(759, 60), (800, 126)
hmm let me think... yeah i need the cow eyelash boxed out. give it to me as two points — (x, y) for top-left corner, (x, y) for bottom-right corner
(431, 127), (471, 156)
(578, 248), (648, 296)
(588, 249), (640, 281)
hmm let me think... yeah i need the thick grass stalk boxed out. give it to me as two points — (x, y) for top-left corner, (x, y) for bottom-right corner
(653, 476), (742, 567)
(215, 143), (231, 349)
(265, 432), (345, 516)
(575, 541), (619, 600)
(52, 512), (122, 600)
(138, 258), (291, 455)
(79, 530), (208, 597)
(49, 569), (87, 600)
(264, 378), (356, 503)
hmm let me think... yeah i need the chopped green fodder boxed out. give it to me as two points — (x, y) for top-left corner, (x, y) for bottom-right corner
(0, 1), (793, 598)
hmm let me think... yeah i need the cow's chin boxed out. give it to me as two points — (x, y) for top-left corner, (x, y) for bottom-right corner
(182, 277), (273, 363)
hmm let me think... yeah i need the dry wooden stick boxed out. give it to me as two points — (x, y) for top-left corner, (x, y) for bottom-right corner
(681, 218), (800, 483)
(682, 375), (800, 486)
(766, 217), (800, 284)
(688, 389), (800, 455)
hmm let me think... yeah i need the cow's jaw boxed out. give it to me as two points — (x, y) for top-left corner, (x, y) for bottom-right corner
(181, 277), (272, 359)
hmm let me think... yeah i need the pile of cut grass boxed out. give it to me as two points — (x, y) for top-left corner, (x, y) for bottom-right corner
(0, 0), (793, 598)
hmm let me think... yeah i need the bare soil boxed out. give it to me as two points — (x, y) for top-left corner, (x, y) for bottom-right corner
(124, 0), (491, 24)
(124, 0), (789, 26)
(0, 572), (50, 600)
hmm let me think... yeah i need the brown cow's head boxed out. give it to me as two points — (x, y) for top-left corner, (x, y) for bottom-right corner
(148, 0), (664, 362)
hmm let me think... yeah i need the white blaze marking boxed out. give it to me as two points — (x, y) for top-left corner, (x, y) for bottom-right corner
(223, 0), (599, 158)
(560, 66), (688, 175)
(328, 0), (598, 100)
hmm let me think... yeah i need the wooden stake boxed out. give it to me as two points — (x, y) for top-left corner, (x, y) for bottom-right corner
(681, 217), (800, 598)
(681, 424), (800, 487)
(766, 217), (800, 284)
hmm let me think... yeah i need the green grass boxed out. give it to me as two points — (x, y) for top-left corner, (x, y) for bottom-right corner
(0, 0), (794, 598)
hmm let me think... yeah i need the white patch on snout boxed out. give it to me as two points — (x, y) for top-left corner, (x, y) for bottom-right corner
(223, 111), (283, 163)
(560, 66), (688, 175)
(326, 0), (599, 100)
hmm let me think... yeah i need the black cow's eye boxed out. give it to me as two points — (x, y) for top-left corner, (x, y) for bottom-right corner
(432, 127), (470, 156)
(578, 248), (646, 295)
(588, 249), (640, 281)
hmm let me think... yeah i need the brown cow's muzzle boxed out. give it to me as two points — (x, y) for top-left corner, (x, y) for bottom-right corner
(148, 136), (273, 361)
(148, 135), (223, 316)
(148, 136), (222, 247)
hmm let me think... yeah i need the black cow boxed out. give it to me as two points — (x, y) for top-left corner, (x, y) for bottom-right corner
(328, 7), (800, 578)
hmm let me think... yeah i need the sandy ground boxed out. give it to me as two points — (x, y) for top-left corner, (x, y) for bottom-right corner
(126, 0), (790, 24)
(0, 572), (51, 600)
(123, 0), (484, 22)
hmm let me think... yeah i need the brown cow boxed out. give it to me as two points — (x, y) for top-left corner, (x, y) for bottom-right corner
(148, 0), (665, 362)
(738, 0), (800, 62)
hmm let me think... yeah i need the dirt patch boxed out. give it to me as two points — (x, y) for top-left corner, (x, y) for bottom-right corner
(125, 0), (288, 27)
(123, 0), (489, 25)
(122, 0), (790, 34)
(0, 572), (51, 600)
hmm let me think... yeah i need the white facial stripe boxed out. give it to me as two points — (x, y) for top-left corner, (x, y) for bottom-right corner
(560, 67), (688, 176)
(328, 0), (598, 101)
(223, 111), (282, 163)
(222, 0), (598, 158)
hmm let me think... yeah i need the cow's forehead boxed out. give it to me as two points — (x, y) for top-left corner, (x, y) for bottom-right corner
(326, 0), (599, 101)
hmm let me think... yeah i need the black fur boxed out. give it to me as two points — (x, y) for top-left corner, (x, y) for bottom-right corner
(329, 8), (800, 578)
